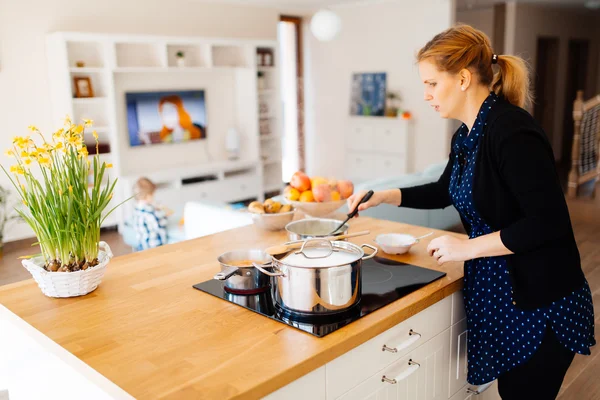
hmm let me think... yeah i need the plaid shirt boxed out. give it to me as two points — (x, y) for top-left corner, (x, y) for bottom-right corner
(134, 202), (167, 250)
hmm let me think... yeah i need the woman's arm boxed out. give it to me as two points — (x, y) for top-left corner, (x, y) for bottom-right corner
(427, 231), (513, 265)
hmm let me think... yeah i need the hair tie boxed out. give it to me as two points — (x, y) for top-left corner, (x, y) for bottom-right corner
(492, 54), (499, 64)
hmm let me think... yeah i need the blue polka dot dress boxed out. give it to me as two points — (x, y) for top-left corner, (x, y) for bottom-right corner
(449, 92), (596, 386)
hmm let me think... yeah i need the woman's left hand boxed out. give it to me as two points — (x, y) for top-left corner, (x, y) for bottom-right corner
(427, 235), (474, 265)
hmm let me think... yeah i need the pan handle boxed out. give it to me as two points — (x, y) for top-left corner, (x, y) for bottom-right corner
(214, 266), (239, 280)
(361, 244), (378, 260)
(253, 262), (286, 277)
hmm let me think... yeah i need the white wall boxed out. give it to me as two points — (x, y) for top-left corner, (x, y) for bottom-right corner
(303, 0), (455, 179)
(456, 7), (494, 45)
(0, 0), (278, 242)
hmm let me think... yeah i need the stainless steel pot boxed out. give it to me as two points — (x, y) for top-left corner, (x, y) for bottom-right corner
(285, 218), (350, 242)
(214, 249), (272, 294)
(254, 239), (377, 315)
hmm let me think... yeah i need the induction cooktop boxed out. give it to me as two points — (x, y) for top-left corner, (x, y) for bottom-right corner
(193, 257), (446, 337)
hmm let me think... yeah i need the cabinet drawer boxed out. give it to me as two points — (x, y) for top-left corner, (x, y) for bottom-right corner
(337, 328), (450, 400)
(375, 155), (406, 178)
(373, 123), (408, 154)
(326, 296), (452, 399)
(218, 174), (260, 202)
(449, 381), (500, 400)
(346, 153), (375, 182)
(449, 318), (468, 398)
(347, 124), (375, 151)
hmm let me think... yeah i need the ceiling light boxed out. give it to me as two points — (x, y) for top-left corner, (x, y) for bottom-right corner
(310, 9), (342, 42)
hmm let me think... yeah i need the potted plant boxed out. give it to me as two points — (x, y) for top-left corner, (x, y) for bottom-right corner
(2, 118), (127, 297)
(176, 50), (185, 67)
(385, 92), (400, 117)
(0, 185), (21, 259)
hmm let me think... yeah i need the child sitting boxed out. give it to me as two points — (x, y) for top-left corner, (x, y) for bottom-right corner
(133, 177), (168, 251)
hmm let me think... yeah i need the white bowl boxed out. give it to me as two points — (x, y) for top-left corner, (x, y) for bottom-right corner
(374, 233), (418, 255)
(251, 210), (296, 231)
(286, 199), (346, 218)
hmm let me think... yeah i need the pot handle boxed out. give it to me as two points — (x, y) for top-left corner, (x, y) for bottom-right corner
(253, 262), (286, 277)
(214, 266), (239, 280)
(361, 244), (378, 260)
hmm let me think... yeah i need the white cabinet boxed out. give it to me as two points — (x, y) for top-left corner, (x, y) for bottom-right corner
(337, 328), (450, 400)
(326, 296), (452, 399)
(345, 118), (409, 181)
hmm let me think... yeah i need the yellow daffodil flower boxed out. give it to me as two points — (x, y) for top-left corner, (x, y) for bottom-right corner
(28, 125), (38, 132)
(10, 165), (24, 175)
(5, 149), (15, 157)
(92, 130), (98, 141)
(83, 119), (93, 126)
(106, 163), (113, 169)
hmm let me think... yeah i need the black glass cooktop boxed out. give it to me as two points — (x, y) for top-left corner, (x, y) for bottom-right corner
(193, 257), (446, 337)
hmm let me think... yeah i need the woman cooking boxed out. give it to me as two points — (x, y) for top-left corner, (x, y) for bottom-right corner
(347, 24), (595, 400)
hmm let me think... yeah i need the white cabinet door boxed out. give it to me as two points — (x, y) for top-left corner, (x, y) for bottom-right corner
(373, 123), (408, 155)
(346, 152), (376, 181)
(347, 124), (375, 152)
(448, 318), (468, 398)
(337, 328), (450, 400)
(375, 155), (406, 178)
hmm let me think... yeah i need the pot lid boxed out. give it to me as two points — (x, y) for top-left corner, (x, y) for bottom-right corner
(278, 239), (363, 268)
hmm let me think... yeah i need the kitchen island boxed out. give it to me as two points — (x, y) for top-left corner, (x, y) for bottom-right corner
(0, 217), (498, 399)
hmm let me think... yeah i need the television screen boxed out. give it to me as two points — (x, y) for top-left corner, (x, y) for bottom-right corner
(126, 90), (207, 147)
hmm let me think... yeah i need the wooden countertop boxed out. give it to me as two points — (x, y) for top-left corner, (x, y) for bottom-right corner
(0, 217), (466, 399)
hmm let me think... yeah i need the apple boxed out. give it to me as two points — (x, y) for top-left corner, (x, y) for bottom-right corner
(337, 180), (354, 199)
(313, 183), (332, 202)
(284, 185), (300, 201)
(290, 171), (311, 192)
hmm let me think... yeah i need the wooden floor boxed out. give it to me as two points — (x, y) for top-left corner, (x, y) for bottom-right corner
(1, 185), (599, 398)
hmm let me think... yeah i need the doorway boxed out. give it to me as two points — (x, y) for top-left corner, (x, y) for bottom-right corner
(561, 39), (590, 164)
(278, 16), (305, 182)
(533, 37), (559, 155)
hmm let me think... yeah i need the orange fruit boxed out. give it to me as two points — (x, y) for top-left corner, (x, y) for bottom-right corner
(310, 177), (328, 189)
(331, 191), (341, 201)
(299, 190), (315, 202)
(285, 186), (300, 201)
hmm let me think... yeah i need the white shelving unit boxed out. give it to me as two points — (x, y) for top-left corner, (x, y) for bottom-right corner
(46, 32), (283, 231)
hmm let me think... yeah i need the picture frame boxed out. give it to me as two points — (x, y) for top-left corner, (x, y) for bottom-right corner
(349, 72), (387, 117)
(73, 77), (94, 98)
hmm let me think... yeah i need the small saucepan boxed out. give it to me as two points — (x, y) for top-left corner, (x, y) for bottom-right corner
(213, 249), (272, 294)
(285, 218), (350, 242)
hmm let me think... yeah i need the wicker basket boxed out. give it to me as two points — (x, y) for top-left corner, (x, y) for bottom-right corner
(21, 241), (113, 298)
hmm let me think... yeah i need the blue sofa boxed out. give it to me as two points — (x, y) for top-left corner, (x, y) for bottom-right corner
(351, 160), (461, 231)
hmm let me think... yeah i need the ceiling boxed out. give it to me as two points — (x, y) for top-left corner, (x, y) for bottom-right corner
(197, 0), (595, 11)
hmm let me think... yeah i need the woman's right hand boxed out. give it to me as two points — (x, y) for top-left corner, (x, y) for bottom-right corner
(346, 190), (386, 217)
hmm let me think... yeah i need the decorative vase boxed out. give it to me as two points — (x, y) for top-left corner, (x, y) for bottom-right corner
(176, 57), (185, 67)
(21, 241), (113, 298)
(225, 128), (240, 160)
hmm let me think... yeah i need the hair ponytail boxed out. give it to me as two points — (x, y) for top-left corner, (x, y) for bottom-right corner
(492, 55), (533, 109)
(418, 24), (534, 109)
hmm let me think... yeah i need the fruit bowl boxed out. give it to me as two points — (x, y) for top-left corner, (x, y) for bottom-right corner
(285, 199), (347, 218)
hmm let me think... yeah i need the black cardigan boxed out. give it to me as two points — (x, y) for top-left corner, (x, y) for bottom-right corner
(400, 96), (585, 310)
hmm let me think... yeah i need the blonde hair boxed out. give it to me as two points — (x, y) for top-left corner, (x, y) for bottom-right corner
(417, 24), (533, 109)
(134, 177), (156, 201)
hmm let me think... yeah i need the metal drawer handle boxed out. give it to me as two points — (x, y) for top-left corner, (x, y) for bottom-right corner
(381, 359), (420, 384)
(466, 381), (494, 395)
(382, 329), (421, 353)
